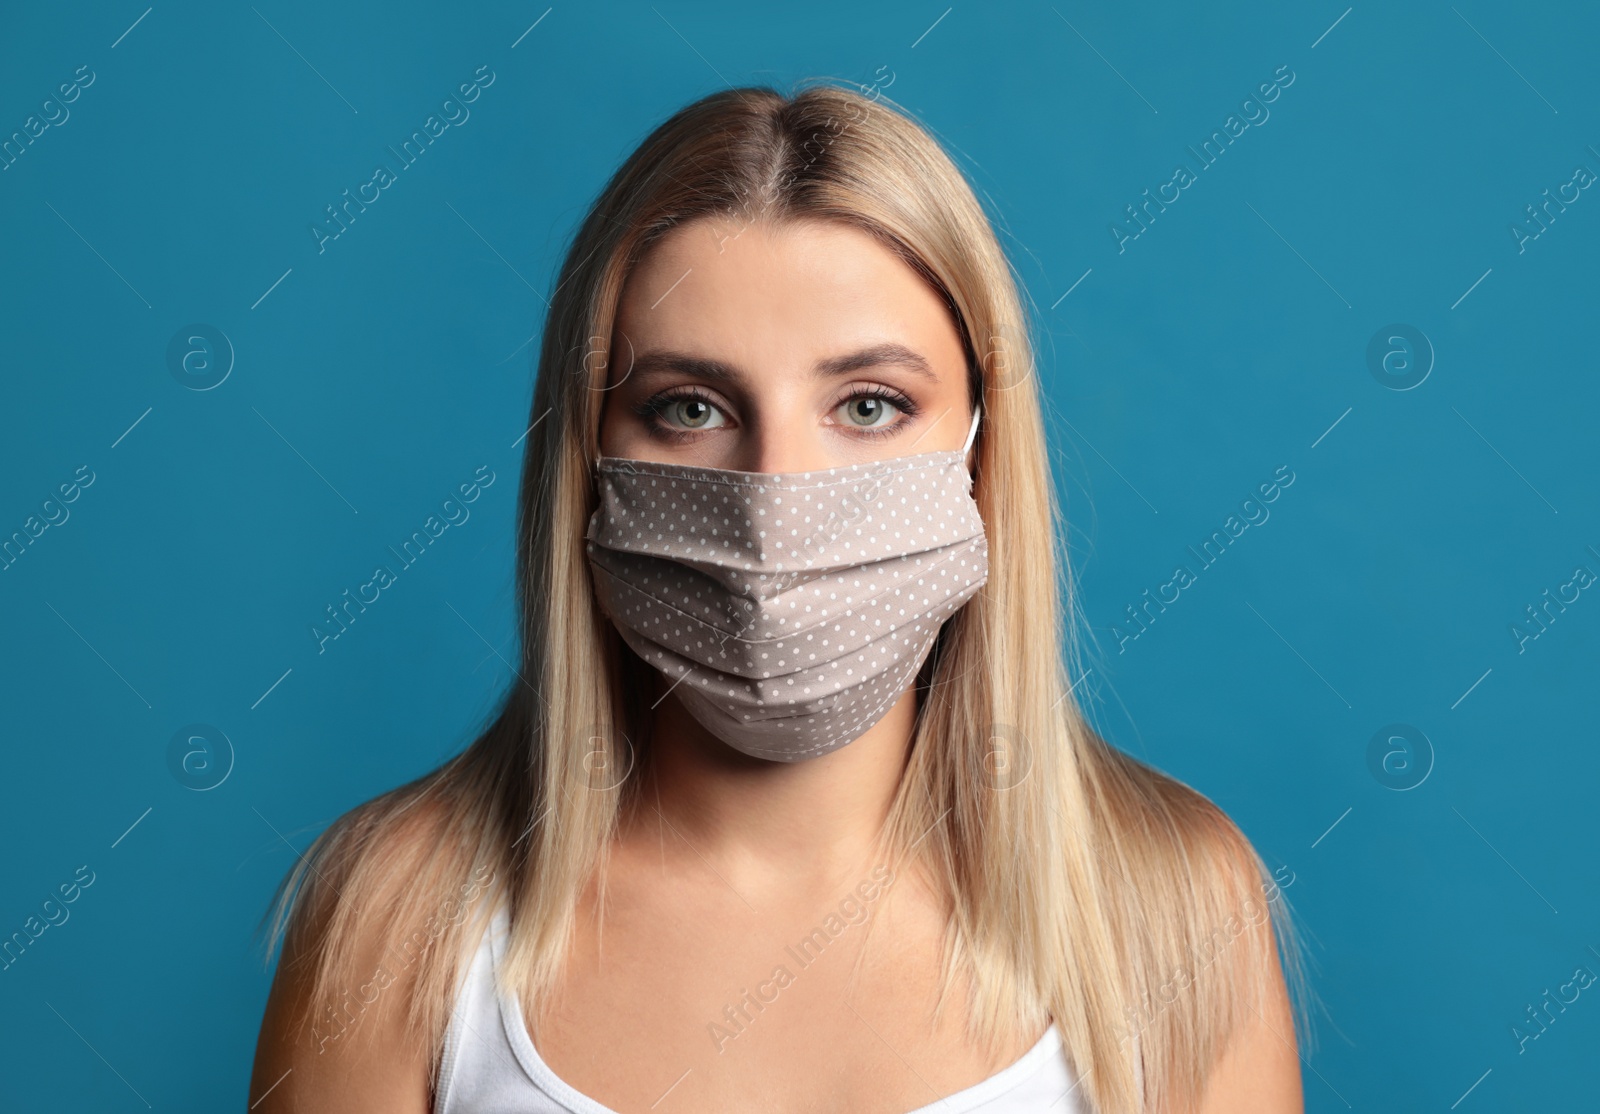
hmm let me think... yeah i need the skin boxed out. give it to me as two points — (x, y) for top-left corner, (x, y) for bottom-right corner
(250, 216), (1303, 1113)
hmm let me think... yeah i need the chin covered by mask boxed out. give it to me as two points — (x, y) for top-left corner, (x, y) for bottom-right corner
(585, 409), (986, 762)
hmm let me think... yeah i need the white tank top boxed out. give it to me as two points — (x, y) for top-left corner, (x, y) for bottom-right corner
(434, 899), (1128, 1113)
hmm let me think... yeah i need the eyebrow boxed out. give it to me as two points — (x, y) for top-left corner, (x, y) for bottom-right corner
(629, 342), (938, 384)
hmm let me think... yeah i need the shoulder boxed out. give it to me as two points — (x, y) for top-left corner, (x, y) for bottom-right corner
(1086, 745), (1305, 1112)
(1183, 818), (1304, 1114)
(1090, 741), (1282, 924)
(249, 788), (481, 1113)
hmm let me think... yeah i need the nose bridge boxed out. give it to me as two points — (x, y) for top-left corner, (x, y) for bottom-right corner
(747, 433), (827, 476)
(740, 384), (829, 475)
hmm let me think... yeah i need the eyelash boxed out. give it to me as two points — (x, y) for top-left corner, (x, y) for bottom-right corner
(634, 384), (922, 442)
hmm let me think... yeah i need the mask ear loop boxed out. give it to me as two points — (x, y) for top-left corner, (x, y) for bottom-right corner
(961, 404), (982, 472)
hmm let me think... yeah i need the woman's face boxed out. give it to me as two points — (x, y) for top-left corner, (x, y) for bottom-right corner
(597, 216), (974, 472)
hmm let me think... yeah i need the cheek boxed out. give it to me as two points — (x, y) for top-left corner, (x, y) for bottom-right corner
(594, 393), (629, 458)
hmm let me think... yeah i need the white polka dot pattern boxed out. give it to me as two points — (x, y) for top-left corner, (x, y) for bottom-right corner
(585, 445), (989, 762)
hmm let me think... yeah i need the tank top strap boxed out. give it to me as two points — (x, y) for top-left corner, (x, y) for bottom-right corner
(435, 894), (540, 1113)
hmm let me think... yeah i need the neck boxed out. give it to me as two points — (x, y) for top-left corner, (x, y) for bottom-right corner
(617, 682), (920, 891)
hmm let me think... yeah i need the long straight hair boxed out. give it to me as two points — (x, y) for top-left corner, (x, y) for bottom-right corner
(263, 80), (1310, 1114)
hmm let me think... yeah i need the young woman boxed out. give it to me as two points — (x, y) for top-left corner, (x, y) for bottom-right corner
(251, 81), (1309, 1114)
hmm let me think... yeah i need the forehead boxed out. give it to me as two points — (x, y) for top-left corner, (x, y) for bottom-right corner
(612, 216), (967, 379)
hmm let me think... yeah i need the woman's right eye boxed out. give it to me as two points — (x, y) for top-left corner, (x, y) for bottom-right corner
(665, 393), (723, 425)
(649, 393), (728, 431)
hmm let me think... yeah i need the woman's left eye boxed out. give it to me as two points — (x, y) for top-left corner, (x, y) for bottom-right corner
(835, 394), (904, 429)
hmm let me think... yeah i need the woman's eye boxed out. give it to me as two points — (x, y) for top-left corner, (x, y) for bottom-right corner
(662, 397), (725, 429)
(837, 395), (901, 429)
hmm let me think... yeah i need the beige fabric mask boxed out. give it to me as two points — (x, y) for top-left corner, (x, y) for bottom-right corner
(585, 408), (987, 761)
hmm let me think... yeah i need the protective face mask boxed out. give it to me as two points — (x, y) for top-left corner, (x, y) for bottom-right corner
(585, 407), (988, 762)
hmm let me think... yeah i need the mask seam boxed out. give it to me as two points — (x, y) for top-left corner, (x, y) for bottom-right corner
(615, 598), (962, 710)
(587, 534), (986, 659)
(586, 503), (986, 566)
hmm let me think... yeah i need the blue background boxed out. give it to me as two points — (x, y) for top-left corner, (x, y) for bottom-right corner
(2, 2), (1596, 1110)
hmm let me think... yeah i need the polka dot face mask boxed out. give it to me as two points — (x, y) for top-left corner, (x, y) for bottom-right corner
(585, 408), (988, 762)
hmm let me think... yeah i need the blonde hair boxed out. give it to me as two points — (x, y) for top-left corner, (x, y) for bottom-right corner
(262, 80), (1311, 1113)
